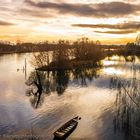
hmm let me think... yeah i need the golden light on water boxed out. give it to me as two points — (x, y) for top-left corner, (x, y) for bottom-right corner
(103, 67), (124, 75)
(102, 56), (120, 66)
(102, 60), (117, 66)
(102, 56), (124, 75)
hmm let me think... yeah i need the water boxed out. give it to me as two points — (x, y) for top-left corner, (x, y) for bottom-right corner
(0, 53), (140, 140)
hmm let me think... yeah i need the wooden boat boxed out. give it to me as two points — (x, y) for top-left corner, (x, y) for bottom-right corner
(54, 116), (81, 139)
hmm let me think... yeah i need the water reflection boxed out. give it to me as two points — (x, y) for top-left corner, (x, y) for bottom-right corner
(26, 66), (102, 109)
(26, 71), (46, 109)
(25, 54), (140, 139)
(2, 53), (140, 139)
(110, 63), (140, 140)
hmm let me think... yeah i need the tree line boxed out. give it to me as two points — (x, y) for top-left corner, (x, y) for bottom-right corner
(0, 38), (140, 56)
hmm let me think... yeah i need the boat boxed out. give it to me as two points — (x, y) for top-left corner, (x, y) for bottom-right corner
(53, 116), (81, 139)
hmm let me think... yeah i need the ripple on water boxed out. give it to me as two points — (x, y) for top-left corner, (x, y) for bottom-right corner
(0, 105), (17, 134)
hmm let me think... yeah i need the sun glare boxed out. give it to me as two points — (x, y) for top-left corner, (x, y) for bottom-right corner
(103, 67), (124, 75)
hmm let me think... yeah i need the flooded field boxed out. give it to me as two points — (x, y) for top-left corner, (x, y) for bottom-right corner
(0, 53), (140, 140)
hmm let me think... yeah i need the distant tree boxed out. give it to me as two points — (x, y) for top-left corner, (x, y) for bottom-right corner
(74, 37), (103, 61)
(96, 40), (101, 45)
(126, 42), (136, 49)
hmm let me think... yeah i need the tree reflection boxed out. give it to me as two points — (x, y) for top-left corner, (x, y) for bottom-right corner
(26, 65), (101, 109)
(55, 70), (69, 95)
(25, 71), (47, 109)
(72, 67), (100, 86)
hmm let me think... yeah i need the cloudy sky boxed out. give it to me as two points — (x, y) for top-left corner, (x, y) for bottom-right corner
(0, 0), (140, 44)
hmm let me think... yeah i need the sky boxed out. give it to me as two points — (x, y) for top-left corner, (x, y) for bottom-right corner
(0, 0), (140, 44)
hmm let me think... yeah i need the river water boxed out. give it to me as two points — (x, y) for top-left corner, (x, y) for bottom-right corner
(0, 53), (140, 140)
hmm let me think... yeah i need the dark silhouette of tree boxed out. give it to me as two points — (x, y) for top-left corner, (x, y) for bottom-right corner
(51, 40), (70, 69)
(73, 37), (103, 61)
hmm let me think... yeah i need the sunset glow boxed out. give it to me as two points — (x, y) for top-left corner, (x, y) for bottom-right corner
(1, 0), (140, 44)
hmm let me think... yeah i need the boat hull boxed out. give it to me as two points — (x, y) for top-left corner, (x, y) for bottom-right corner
(54, 117), (79, 139)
